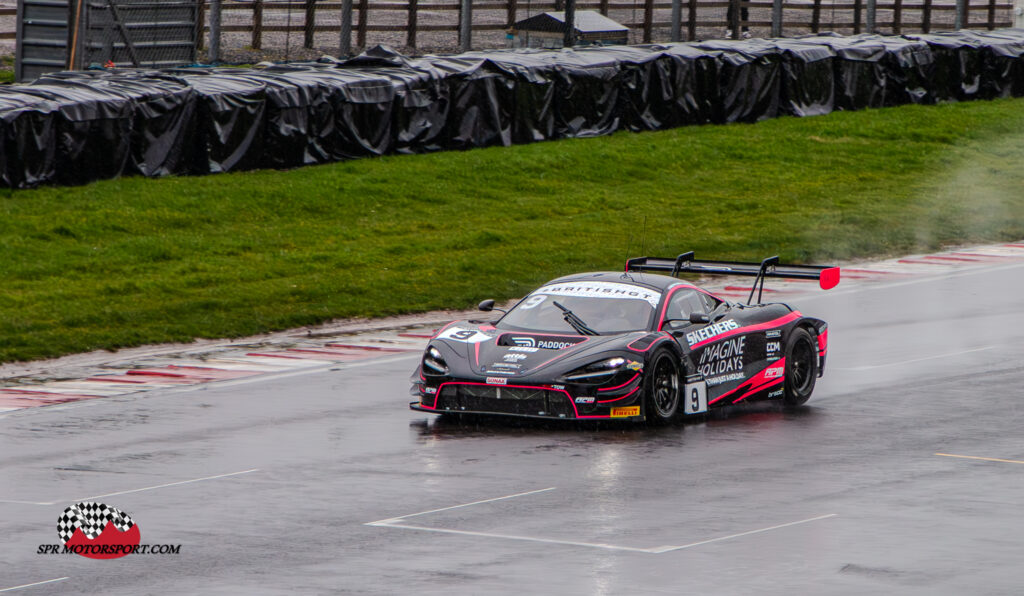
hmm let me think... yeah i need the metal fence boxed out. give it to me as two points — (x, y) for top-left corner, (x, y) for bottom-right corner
(15, 0), (200, 81)
(198, 0), (1018, 60)
(80, 1), (200, 67)
(8, 0), (1020, 67)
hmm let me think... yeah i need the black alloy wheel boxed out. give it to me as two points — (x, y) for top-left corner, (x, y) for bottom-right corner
(783, 327), (818, 406)
(645, 350), (681, 423)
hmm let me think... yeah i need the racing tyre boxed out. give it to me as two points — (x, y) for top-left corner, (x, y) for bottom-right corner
(783, 327), (817, 406)
(644, 349), (681, 423)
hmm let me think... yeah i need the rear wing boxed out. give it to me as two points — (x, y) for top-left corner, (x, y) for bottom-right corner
(625, 252), (840, 304)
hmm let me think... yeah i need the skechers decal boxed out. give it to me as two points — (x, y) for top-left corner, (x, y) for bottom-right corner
(686, 320), (740, 346)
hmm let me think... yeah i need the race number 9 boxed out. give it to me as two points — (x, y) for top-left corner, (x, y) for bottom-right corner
(520, 294), (547, 310)
(683, 380), (708, 415)
(436, 327), (492, 343)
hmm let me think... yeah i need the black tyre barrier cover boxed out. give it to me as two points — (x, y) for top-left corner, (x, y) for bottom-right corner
(553, 50), (624, 137)
(905, 32), (984, 102)
(18, 80), (135, 185)
(621, 44), (718, 131)
(774, 39), (836, 117)
(694, 39), (783, 123)
(430, 56), (516, 150)
(868, 35), (936, 106)
(449, 51), (554, 145)
(160, 69), (269, 175)
(0, 92), (57, 188)
(4, 29), (1024, 189)
(248, 63), (397, 166)
(794, 34), (888, 111)
(37, 71), (198, 178)
(231, 67), (322, 170)
(972, 29), (1024, 98)
(341, 47), (451, 154)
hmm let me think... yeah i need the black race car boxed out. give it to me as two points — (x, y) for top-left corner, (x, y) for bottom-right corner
(410, 253), (840, 423)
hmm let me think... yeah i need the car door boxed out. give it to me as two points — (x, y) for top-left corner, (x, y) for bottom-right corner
(663, 289), (750, 407)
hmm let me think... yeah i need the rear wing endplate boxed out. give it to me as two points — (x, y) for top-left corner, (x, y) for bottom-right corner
(626, 252), (840, 304)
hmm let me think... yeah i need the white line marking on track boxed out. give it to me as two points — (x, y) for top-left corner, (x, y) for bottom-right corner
(0, 469), (260, 506)
(71, 468), (260, 502)
(367, 488), (836, 554)
(834, 346), (996, 371)
(0, 578), (69, 592)
(936, 453), (1024, 465)
(367, 487), (556, 525)
(647, 514), (838, 553)
(0, 499), (56, 506)
(371, 521), (656, 552)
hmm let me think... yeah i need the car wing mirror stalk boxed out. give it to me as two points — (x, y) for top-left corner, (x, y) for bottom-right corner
(689, 312), (711, 324)
(478, 299), (507, 313)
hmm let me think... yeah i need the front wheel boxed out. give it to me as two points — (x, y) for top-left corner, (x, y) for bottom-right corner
(644, 349), (681, 423)
(783, 327), (818, 406)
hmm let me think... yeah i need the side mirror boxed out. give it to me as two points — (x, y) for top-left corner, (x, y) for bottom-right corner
(478, 299), (496, 312)
(689, 312), (711, 324)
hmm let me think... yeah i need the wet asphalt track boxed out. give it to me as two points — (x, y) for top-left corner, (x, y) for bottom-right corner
(2, 261), (1024, 595)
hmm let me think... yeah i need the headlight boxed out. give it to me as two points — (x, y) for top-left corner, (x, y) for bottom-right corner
(423, 346), (449, 375)
(564, 357), (627, 382)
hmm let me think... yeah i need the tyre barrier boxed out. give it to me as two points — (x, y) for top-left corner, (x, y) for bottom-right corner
(3, 30), (1024, 189)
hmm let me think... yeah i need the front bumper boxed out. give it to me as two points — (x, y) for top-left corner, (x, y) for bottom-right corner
(411, 380), (645, 421)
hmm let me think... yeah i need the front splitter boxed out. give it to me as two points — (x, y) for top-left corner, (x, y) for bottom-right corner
(409, 401), (645, 422)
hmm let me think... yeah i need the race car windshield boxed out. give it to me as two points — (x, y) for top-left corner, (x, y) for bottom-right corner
(497, 282), (660, 335)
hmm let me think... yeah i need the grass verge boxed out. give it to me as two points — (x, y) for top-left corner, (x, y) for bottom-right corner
(3, 98), (1024, 363)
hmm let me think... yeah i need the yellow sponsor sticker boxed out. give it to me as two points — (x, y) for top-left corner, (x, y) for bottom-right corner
(611, 406), (640, 418)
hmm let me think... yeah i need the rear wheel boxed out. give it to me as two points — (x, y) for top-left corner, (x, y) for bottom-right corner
(644, 349), (681, 423)
(783, 327), (817, 406)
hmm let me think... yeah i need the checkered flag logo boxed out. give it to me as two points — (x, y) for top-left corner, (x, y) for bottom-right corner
(57, 501), (135, 545)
